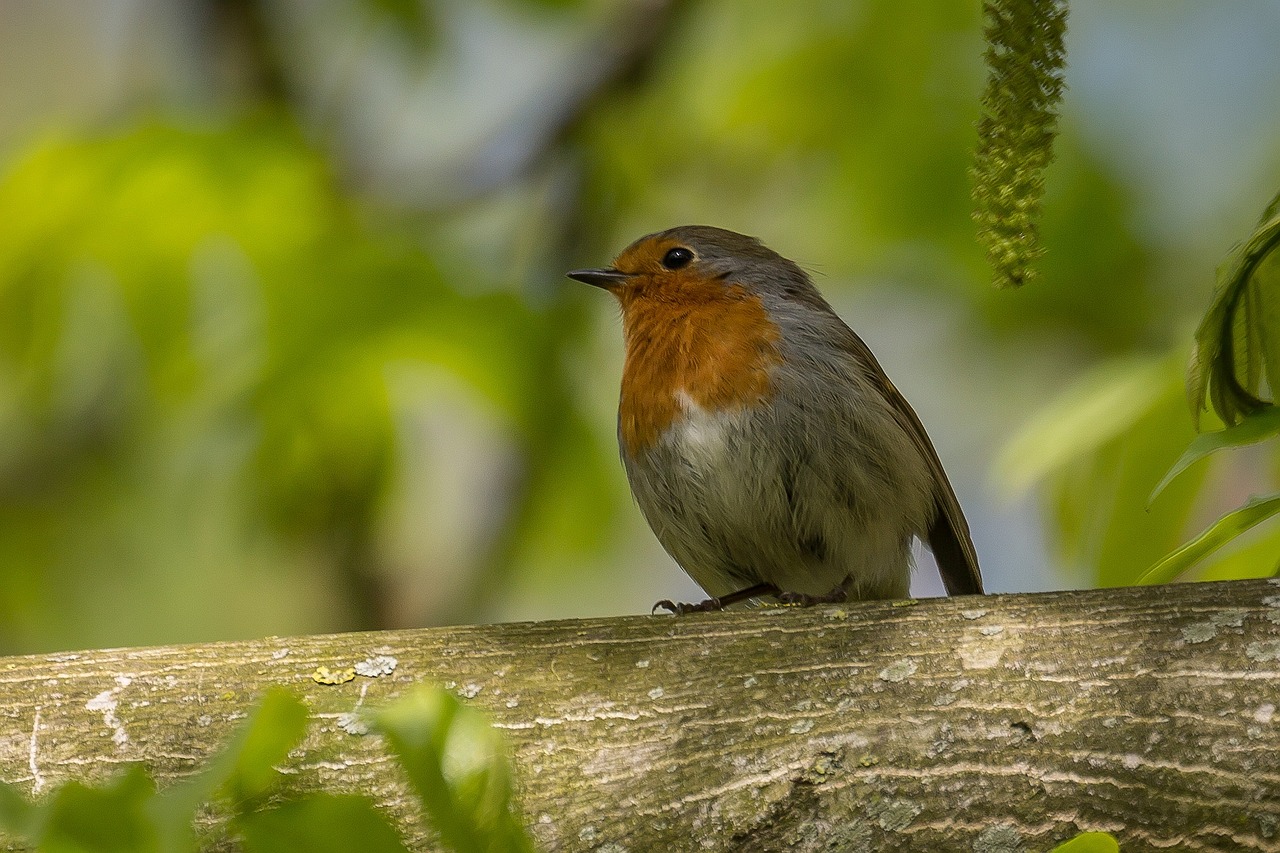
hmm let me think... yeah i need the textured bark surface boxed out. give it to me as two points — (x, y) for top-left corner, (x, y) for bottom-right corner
(3, 579), (1280, 851)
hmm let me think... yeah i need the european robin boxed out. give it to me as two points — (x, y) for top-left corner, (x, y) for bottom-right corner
(568, 225), (983, 613)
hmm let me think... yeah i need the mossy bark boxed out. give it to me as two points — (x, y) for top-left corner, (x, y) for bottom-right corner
(3, 579), (1280, 851)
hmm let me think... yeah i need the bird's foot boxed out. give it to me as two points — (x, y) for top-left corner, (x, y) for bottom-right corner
(775, 586), (849, 607)
(652, 597), (725, 615)
(652, 582), (782, 615)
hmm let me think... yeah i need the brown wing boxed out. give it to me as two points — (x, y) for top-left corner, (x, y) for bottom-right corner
(841, 331), (984, 596)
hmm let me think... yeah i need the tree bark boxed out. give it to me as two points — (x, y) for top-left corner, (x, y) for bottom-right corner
(3, 578), (1280, 852)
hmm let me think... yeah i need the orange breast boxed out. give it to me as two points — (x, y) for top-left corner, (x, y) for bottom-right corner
(618, 286), (783, 454)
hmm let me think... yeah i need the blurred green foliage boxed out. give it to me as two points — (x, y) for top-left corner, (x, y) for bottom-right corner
(0, 0), (1276, 652)
(1001, 187), (1280, 586)
(0, 687), (537, 852)
(0, 116), (613, 649)
(997, 354), (1214, 586)
(1133, 190), (1280, 582)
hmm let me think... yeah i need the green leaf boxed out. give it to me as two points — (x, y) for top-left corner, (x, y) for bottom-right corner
(1258, 210), (1280, 395)
(1086, 392), (1205, 587)
(0, 781), (42, 839)
(41, 765), (158, 853)
(148, 689), (309, 849)
(239, 794), (410, 853)
(362, 0), (430, 29)
(0, 692), (312, 852)
(1197, 521), (1280, 582)
(374, 686), (535, 853)
(995, 355), (1175, 495)
(998, 353), (1206, 587)
(1051, 831), (1121, 853)
(222, 689), (310, 802)
(147, 772), (214, 852)
(1138, 493), (1280, 585)
(1189, 189), (1280, 426)
(1150, 406), (1280, 502)
(971, 0), (1069, 288)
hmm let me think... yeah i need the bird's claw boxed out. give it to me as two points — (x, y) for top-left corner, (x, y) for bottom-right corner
(651, 597), (724, 615)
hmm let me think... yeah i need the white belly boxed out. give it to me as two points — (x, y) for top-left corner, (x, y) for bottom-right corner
(623, 391), (918, 601)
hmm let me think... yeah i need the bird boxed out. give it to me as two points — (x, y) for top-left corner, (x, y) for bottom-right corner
(567, 225), (983, 613)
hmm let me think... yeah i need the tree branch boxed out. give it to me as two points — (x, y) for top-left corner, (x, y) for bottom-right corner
(3, 579), (1280, 851)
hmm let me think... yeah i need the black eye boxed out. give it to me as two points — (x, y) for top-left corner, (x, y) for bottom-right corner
(661, 247), (694, 270)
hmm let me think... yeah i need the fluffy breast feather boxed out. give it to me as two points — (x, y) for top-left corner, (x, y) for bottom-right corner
(617, 286), (782, 454)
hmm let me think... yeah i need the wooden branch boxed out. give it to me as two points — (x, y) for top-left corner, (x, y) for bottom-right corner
(3, 579), (1280, 852)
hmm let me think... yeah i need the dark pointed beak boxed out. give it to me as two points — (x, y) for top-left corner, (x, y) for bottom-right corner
(566, 267), (629, 290)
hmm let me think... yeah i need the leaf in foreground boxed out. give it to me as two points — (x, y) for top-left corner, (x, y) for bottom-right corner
(150, 688), (310, 849)
(1051, 831), (1121, 853)
(239, 794), (409, 853)
(41, 766), (158, 853)
(374, 686), (536, 853)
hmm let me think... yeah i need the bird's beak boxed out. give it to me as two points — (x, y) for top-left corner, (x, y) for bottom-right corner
(566, 267), (630, 290)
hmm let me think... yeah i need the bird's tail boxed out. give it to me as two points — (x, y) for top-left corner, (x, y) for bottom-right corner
(927, 493), (984, 596)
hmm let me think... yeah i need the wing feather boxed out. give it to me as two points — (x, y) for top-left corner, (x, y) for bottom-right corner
(838, 329), (984, 595)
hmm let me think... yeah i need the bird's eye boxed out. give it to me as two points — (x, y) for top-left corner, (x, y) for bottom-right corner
(661, 247), (694, 270)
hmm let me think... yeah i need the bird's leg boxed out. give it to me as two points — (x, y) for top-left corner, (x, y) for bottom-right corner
(652, 582), (781, 615)
(775, 585), (849, 607)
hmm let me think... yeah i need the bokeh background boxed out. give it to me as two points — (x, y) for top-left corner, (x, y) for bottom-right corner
(2, 0), (1278, 655)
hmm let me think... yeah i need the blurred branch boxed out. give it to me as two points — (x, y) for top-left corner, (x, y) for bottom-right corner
(197, 0), (698, 625)
(2, 580), (1279, 850)
(446, 0), (693, 208)
(454, 0), (694, 622)
(207, 0), (291, 103)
